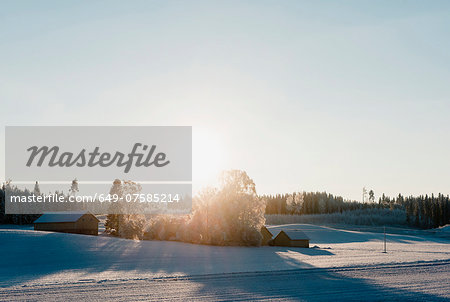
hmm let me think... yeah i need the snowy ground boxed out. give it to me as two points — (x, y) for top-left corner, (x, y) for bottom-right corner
(0, 224), (449, 301)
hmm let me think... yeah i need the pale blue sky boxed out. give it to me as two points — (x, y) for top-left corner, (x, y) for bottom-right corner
(1, 0), (449, 200)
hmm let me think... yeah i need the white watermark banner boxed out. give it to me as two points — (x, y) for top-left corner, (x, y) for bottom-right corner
(5, 126), (192, 214)
(6, 126), (191, 181)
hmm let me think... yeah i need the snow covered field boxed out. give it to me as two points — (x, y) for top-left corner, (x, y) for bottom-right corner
(0, 224), (449, 301)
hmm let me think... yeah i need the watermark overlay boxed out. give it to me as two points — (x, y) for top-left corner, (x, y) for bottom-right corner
(5, 126), (192, 214)
(5, 183), (192, 215)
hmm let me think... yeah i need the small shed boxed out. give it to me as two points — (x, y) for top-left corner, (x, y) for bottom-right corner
(34, 211), (99, 236)
(260, 226), (273, 245)
(272, 230), (309, 248)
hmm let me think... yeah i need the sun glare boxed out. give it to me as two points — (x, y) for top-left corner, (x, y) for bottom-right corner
(192, 129), (224, 188)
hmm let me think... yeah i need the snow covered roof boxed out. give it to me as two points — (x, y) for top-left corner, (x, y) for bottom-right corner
(270, 229), (309, 240)
(270, 229), (282, 238)
(34, 211), (98, 223)
(275, 230), (309, 240)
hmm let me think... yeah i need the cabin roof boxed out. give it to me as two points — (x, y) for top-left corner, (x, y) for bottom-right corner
(34, 211), (98, 223)
(261, 226), (273, 235)
(281, 230), (309, 240)
(271, 229), (309, 240)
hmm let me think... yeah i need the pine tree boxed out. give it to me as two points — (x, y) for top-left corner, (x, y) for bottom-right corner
(414, 201), (420, 227)
(105, 179), (123, 235)
(33, 181), (41, 196)
(369, 190), (375, 203)
(69, 179), (79, 196)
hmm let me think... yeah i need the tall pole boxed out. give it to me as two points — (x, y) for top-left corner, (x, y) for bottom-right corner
(383, 226), (387, 253)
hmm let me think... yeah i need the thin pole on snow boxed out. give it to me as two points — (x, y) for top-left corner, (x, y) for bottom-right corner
(383, 226), (387, 253)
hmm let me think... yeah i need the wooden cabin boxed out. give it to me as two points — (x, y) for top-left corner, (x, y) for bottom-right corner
(34, 211), (99, 236)
(260, 226), (273, 245)
(271, 230), (309, 248)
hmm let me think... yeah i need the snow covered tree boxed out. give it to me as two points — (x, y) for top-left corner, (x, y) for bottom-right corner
(286, 192), (304, 214)
(190, 170), (266, 245)
(105, 179), (123, 235)
(105, 179), (145, 239)
(69, 179), (79, 196)
(369, 190), (375, 203)
(33, 181), (41, 196)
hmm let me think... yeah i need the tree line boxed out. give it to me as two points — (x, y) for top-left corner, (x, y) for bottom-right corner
(263, 191), (450, 229)
(1, 180), (449, 230)
(0, 181), (77, 225)
(0, 183), (40, 224)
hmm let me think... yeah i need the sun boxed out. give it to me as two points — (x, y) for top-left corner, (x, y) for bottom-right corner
(192, 129), (224, 188)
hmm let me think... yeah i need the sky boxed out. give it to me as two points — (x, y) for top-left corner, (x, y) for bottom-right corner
(1, 0), (449, 201)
